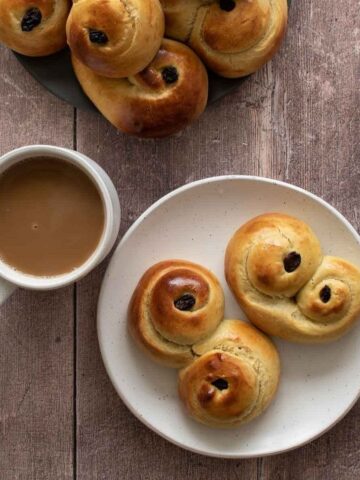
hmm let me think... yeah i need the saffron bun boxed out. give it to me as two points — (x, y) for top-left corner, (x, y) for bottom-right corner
(72, 39), (209, 138)
(0, 0), (71, 56)
(66, 0), (165, 78)
(225, 213), (360, 342)
(178, 319), (280, 427)
(128, 260), (225, 368)
(160, 0), (288, 78)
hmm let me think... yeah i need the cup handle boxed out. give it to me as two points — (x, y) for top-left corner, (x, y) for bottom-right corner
(0, 277), (16, 306)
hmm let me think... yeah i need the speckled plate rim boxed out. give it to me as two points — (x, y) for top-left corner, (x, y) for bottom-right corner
(97, 175), (360, 459)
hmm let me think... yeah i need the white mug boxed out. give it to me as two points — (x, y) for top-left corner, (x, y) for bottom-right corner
(0, 145), (121, 304)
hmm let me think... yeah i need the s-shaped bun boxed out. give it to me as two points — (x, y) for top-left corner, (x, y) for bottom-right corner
(72, 39), (208, 138)
(178, 319), (280, 427)
(128, 260), (225, 368)
(225, 213), (360, 342)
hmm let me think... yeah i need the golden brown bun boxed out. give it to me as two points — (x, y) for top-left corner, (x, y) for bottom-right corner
(0, 0), (71, 56)
(179, 319), (280, 427)
(225, 213), (360, 342)
(67, 0), (164, 78)
(128, 260), (225, 368)
(72, 39), (209, 138)
(161, 0), (288, 78)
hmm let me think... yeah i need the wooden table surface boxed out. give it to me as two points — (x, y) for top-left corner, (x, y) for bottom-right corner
(0, 1), (359, 479)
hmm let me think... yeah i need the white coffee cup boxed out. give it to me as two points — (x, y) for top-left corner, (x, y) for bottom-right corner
(0, 145), (121, 304)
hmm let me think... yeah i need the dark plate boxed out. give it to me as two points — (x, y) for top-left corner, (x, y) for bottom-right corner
(13, 0), (291, 111)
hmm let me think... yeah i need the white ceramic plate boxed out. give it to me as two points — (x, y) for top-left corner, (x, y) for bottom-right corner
(97, 176), (360, 458)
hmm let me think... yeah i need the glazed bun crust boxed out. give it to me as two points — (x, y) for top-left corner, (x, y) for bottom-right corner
(225, 213), (360, 343)
(72, 39), (208, 138)
(296, 256), (360, 333)
(67, 0), (165, 78)
(0, 0), (71, 56)
(179, 320), (280, 427)
(128, 260), (224, 368)
(226, 212), (323, 298)
(161, 0), (288, 78)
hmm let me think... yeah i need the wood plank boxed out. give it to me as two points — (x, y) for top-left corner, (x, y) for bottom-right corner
(0, 46), (75, 479)
(260, 0), (360, 478)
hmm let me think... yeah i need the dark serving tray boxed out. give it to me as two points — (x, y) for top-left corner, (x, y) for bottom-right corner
(14, 0), (291, 111)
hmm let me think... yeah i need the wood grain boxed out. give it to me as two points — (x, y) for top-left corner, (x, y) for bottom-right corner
(260, 0), (360, 477)
(0, 47), (75, 479)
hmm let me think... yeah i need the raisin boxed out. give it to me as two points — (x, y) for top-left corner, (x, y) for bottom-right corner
(283, 252), (302, 273)
(89, 30), (109, 44)
(320, 285), (331, 303)
(211, 378), (228, 391)
(162, 66), (179, 84)
(21, 8), (42, 32)
(219, 0), (236, 12)
(174, 294), (196, 311)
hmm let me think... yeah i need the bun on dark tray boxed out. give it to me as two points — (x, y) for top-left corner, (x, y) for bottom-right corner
(72, 39), (209, 138)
